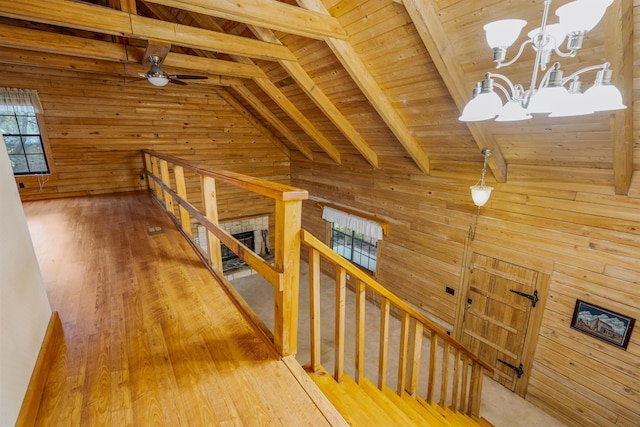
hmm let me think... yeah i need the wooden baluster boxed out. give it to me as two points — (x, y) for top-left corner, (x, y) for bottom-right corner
(151, 155), (162, 201)
(274, 198), (302, 357)
(468, 363), (483, 417)
(334, 265), (346, 382)
(143, 152), (154, 193)
(397, 312), (410, 395)
(173, 165), (191, 237)
(440, 340), (451, 408)
(405, 317), (423, 397)
(159, 159), (174, 216)
(426, 333), (438, 403)
(309, 247), (321, 372)
(355, 279), (366, 384)
(460, 356), (469, 414)
(201, 176), (223, 272)
(451, 348), (461, 412)
(377, 297), (390, 390)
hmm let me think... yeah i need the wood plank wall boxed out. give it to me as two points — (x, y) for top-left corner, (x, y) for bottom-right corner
(1, 63), (289, 232)
(292, 152), (640, 427)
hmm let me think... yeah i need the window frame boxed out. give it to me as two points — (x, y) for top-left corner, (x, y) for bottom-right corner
(329, 222), (379, 274)
(1, 112), (53, 176)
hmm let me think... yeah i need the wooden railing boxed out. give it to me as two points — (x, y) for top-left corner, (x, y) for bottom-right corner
(301, 229), (494, 417)
(143, 150), (308, 356)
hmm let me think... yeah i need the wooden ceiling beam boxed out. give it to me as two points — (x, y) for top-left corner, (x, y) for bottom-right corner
(605, 0), (633, 195)
(185, 11), (342, 164)
(142, 40), (171, 66)
(214, 87), (292, 159)
(401, 0), (507, 183)
(0, 23), (129, 63)
(0, 23), (263, 80)
(297, 0), (430, 174)
(0, 0), (296, 62)
(232, 85), (315, 161)
(254, 76), (342, 164)
(250, 25), (378, 169)
(143, 0), (347, 41)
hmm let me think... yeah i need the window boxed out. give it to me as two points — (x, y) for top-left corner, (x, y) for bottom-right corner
(322, 206), (384, 274)
(0, 88), (49, 176)
(1, 113), (49, 175)
(330, 224), (378, 273)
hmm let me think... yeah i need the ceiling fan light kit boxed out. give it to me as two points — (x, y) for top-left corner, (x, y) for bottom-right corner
(138, 55), (208, 87)
(459, 0), (626, 122)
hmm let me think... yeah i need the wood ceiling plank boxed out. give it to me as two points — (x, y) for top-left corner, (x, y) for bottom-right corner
(255, 77), (342, 164)
(143, 0), (347, 40)
(605, 0), (633, 195)
(401, 0), (507, 183)
(250, 25), (378, 169)
(232, 85), (315, 161)
(214, 86), (291, 159)
(184, 10), (342, 164)
(298, 0), (430, 174)
(0, 0), (296, 62)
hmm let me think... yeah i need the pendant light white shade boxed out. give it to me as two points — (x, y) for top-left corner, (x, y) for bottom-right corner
(583, 84), (626, 112)
(470, 185), (493, 207)
(555, 0), (613, 33)
(496, 101), (532, 121)
(548, 92), (595, 117)
(459, 91), (503, 121)
(527, 86), (571, 114)
(483, 19), (527, 48)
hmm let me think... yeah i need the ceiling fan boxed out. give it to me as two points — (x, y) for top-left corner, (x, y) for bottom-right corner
(138, 55), (208, 87)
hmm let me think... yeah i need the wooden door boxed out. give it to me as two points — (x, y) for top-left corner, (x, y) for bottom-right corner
(460, 253), (539, 393)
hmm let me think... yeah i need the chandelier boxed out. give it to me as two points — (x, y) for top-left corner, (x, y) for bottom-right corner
(459, 0), (626, 122)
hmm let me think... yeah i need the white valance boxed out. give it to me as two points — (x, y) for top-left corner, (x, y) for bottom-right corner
(322, 206), (383, 241)
(0, 88), (43, 114)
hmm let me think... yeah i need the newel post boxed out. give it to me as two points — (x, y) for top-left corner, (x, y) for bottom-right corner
(273, 198), (302, 357)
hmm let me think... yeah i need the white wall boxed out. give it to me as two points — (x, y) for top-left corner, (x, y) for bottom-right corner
(0, 135), (52, 425)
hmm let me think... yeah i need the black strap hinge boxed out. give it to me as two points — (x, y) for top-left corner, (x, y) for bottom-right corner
(497, 359), (524, 378)
(510, 289), (538, 307)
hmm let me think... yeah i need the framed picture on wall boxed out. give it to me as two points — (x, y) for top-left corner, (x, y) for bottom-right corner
(571, 300), (635, 350)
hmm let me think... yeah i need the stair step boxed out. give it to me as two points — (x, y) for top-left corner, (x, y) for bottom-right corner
(307, 366), (491, 427)
(399, 393), (453, 426)
(357, 378), (421, 426)
(307, 368), (399, 426)
(428, 401), (481, 427)
(375, 382), (446, 427)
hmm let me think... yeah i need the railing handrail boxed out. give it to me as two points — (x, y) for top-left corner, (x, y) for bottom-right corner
(144, 149), (308, 202)
(300, 229), (494, 373)
(143, 150), (307, 356)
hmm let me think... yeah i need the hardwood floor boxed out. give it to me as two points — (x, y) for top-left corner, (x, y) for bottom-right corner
(23, 192), (334, 426)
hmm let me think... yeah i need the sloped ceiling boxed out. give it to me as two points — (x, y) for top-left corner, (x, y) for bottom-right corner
(0, 0), (635, 193)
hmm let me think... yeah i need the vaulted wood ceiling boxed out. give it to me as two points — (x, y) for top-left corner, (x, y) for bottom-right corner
(0, 0), (635, 193)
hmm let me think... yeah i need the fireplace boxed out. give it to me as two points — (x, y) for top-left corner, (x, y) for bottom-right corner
(193, 216), (269, 276)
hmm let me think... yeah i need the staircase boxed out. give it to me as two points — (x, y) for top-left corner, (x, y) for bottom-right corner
(143, 151), (496, 427)
(307, 367), (493, 427)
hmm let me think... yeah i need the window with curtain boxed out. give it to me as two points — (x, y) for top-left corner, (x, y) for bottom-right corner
(322, 206), (383, 273)
(0, 88), (49, 175)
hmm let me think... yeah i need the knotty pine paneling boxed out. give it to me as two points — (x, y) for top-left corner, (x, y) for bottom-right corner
(293, 149), (640, 426)
(2, 64), (290, 226)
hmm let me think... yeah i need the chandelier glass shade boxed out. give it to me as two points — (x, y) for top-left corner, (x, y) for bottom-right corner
(459, 0), (626, 122)
(470, 148), (493, 207)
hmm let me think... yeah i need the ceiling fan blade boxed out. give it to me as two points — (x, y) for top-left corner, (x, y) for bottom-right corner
(170, 74), (208, 80)
(168, 79), (188, 86)
(137, 72), (149, 78)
